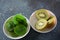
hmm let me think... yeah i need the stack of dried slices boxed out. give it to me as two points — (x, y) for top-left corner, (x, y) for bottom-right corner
(5, 14), (28, 37)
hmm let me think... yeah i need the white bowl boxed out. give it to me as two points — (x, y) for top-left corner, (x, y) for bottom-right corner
(29, 9), (57, 33)
(3, 15), (30, 39)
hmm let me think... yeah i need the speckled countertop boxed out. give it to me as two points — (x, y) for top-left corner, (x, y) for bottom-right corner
(0, 0), (60, 40)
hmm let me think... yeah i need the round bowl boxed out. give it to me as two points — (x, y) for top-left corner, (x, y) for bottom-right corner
(3, 15), (30, 39)
(29, 9), (57, 33)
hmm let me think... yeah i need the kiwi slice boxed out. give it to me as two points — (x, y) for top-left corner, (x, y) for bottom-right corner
(35, 9), (50, 20)
(13, 14), (28, 27)
(12, 16), (18, 25)
(48, 16), (54, 24)
(14, 24), (27, 36)
(5, 19), (16, 32)
(6, 23), (13, 32)
(35, 19), (48, 30)
(9, 32), (19, 37)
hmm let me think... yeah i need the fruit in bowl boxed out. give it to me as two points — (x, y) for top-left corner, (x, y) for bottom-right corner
(30, 9), (57, 33)
(3, 14), (30, 39)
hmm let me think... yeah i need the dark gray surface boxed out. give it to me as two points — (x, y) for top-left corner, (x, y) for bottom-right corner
(0, 0), (60, 40)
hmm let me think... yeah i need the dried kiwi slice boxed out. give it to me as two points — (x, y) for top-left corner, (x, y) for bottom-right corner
(35, 9), (50, 20)
(5, 19), (16, 32)
(14, 24), (27, 36)
(35, 19), (47, 30)
(9, 32), (19, 37)
(12, 16), (18, 25)
(13, 14), (28, 27)
(48, 16), (54, 24)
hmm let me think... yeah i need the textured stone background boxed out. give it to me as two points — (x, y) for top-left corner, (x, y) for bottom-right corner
(0, 0), (60, 40)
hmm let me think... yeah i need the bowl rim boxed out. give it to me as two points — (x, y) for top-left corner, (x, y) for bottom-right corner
(29, 9), (57, 33)
(3, 15), (30, 39)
